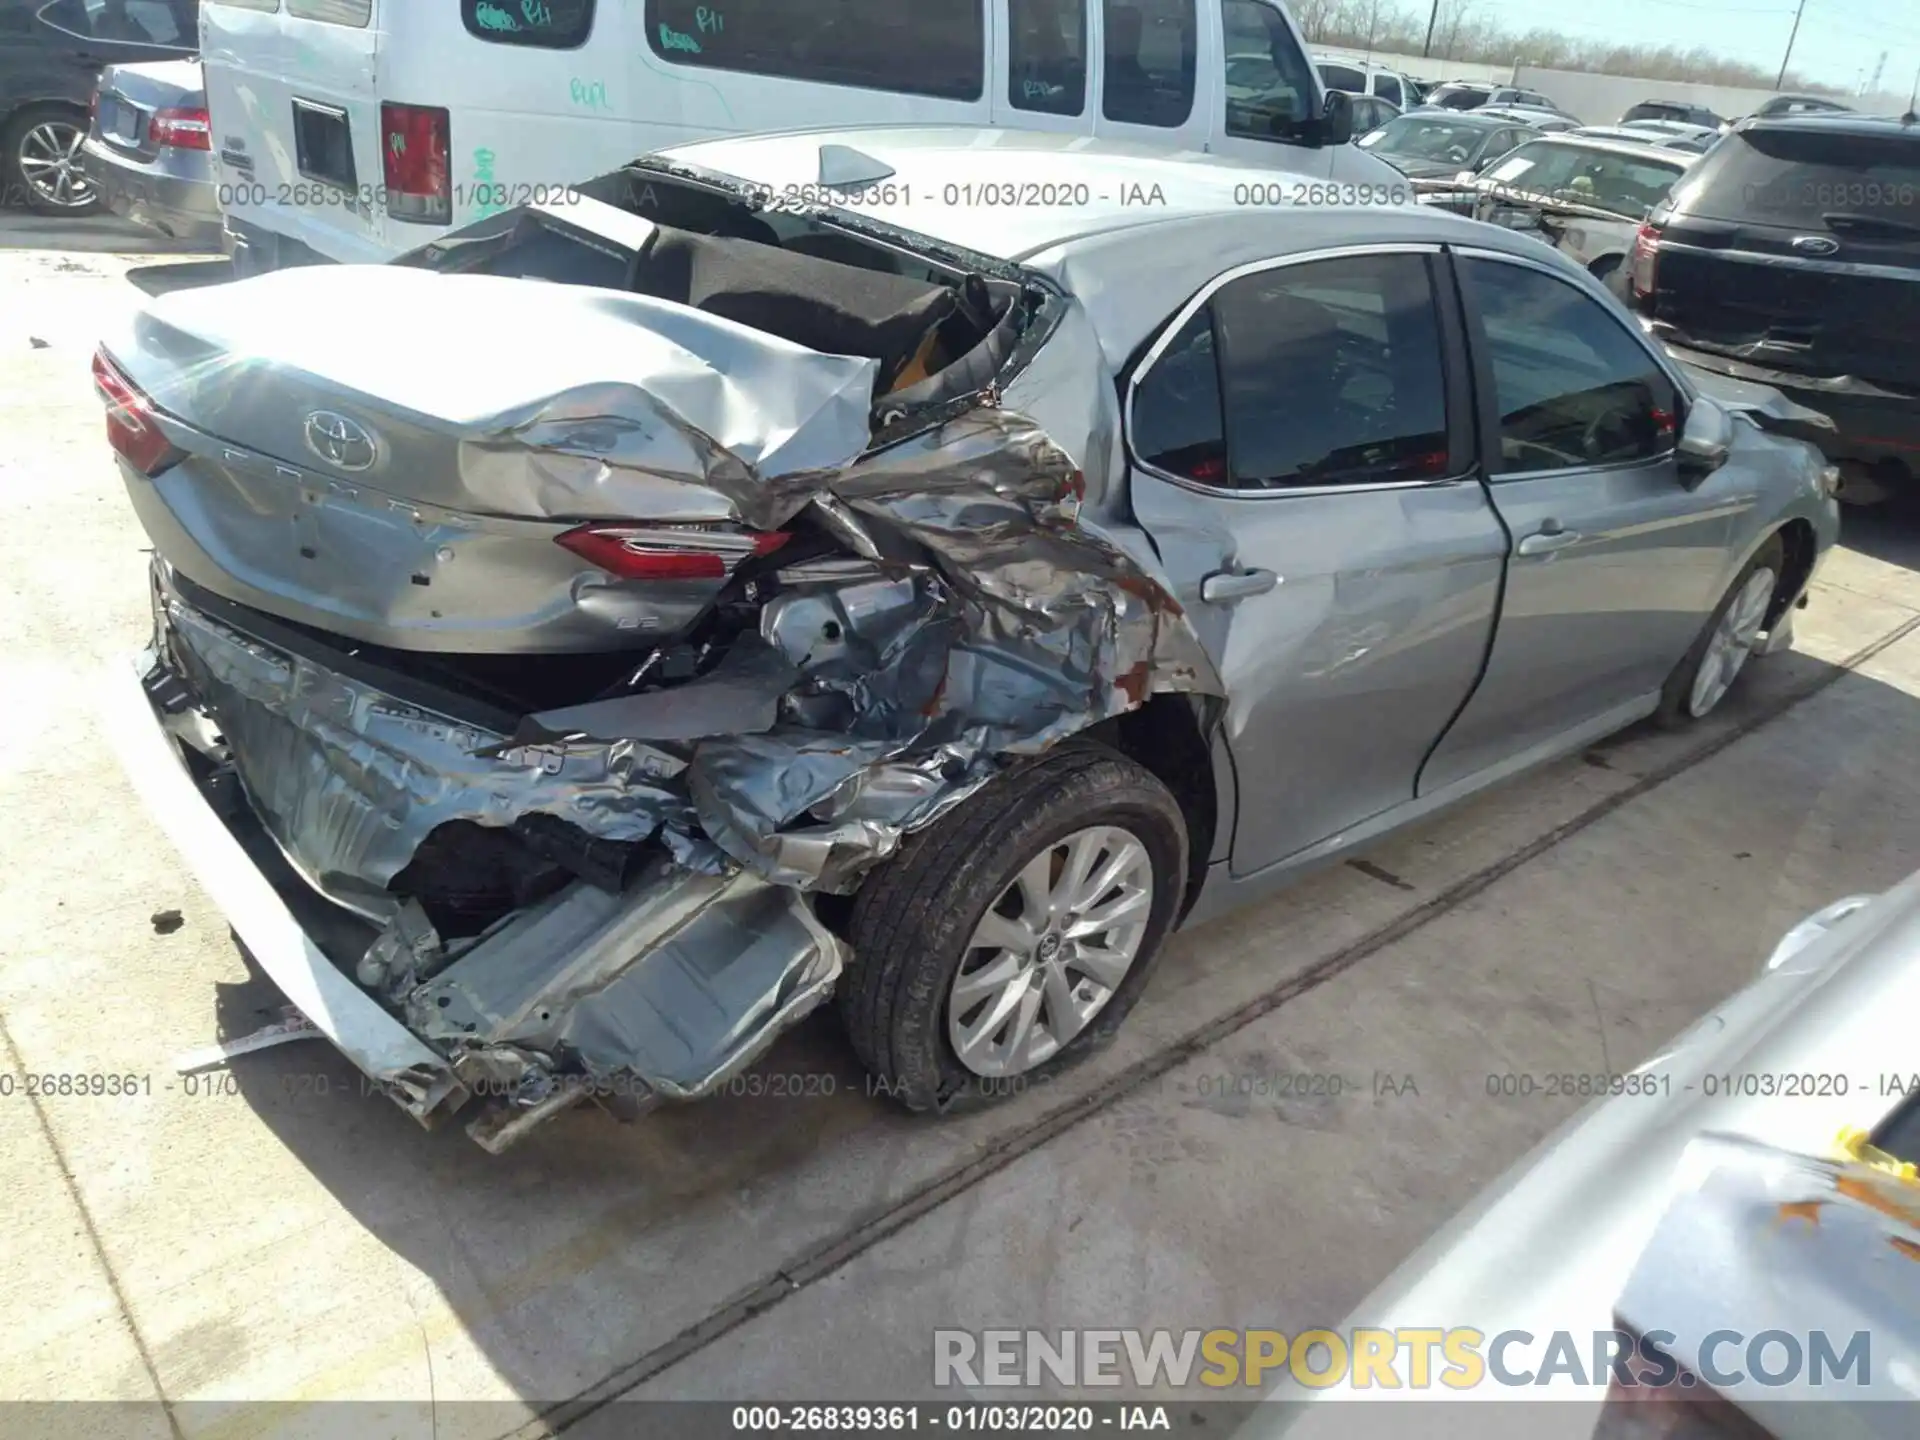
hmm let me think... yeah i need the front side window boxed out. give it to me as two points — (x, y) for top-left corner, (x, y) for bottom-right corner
(1211, 252), (1452, 490)
(1009, 0), (1086, 115)
(1221, 0), (1314, 140)
(1102, 0), (1195, 128)
(644, 0), (984, 101)
(463, 0), (592, 46)
(1463, 257), (1677, 475)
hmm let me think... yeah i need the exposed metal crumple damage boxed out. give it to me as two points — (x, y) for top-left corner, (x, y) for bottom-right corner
(152, 316), (1223, 1138)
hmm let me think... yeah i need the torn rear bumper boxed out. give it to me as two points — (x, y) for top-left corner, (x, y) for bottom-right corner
(107, 625), (845, 1151)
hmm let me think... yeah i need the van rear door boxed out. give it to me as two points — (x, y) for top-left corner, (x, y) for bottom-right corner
(201, 0), (388, 263)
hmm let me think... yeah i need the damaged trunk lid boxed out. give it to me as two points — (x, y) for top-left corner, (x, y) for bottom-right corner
(106, 261), (880, 657)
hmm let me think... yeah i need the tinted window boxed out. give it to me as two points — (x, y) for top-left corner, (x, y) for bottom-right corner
(1221, 0), (1314, 140)
(1683, 126), (1920, 228)
(1131, 308), (1228, 484)
(1009, 0), (1086, 115)
(1429, 84), (1487, 110)
(1317, 62), (1364, 92)
(464, 0), (593, 46)
(1374, 73), (1401, 106)
(1102, 0), (1195, 127)
(1211, 253), (1451, 490)
(644, 0), (984, 100)
(1464, 258), (1677, 474)
(1481, 141), (1685, 218)
(36, 0), (194, 44)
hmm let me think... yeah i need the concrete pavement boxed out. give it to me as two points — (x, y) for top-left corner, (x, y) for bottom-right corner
(2, 244), (1919, 1440)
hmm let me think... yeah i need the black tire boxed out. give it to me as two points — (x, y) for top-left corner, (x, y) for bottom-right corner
(4, 104), (101, 216)
(841, 743), (1187, 1113)
(1655, 534), (1784, 728)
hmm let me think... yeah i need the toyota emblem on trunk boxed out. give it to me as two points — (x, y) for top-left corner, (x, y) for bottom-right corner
(1791, 235), (1840, 256)
(304, 411), (378, 470)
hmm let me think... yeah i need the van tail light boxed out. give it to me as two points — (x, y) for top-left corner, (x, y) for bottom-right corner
(381, 102), (451, 225)
(557, 524), (790, 581)
(1630, 221), (1662, 303)
(92, 348), (183, 478)
(150, 106), (212, 151)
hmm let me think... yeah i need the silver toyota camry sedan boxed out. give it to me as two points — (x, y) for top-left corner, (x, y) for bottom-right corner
(98, 127), (1841, 1149)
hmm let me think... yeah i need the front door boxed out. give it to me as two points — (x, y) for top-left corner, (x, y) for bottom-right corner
(1208, 0), (1333, 178)
(1127, 247), (1508, 874)
(1420, 251), (1743, 794)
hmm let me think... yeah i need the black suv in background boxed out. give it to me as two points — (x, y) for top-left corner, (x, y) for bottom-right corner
(1, 0), (197, 214)
(1627, 114), (1920, 501)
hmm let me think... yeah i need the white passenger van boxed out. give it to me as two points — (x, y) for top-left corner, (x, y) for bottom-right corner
(198, 0), (1407, 269)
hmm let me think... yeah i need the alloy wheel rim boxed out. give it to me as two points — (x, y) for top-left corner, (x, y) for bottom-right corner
(19, 121), (95, 209)
(1688, 568), (1776, 718)
(947, 825), (1155, 1078)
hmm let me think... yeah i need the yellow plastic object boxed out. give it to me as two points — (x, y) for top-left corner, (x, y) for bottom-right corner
(1835, 1126), (1919, 1182)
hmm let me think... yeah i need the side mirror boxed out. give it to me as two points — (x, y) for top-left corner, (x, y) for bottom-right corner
(1317, 89), (1354, 147)
(1677, 399), (1731, 486)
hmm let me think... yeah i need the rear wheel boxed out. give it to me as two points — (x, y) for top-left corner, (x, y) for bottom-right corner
(1656, 535), (1784, 727)
(5, 105), (100, 215)
(841, 744), (1187, 1113)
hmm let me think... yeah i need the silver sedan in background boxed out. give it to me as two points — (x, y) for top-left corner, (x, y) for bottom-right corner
(80, 58), (222, 249)
(100, 128), (1841, 1150)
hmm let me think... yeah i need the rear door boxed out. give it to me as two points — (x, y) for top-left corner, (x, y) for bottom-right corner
(1649, 124), (1920, 391)
(1127, 245), (1507, 874)
(1420, 250), (1737, 795)
(201, 0), (386, 261)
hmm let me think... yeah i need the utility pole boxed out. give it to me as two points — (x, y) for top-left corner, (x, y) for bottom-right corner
(1422, 0), (1439, 58)
(1775, 0), (1807, 90)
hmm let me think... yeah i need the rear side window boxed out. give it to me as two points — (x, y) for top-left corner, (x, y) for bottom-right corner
(645, 0), (984, 100)
(1317, 63), (1364, 92)
(1374, 73), (1401, 106)
(1212, 253), (1451, 490)
(1463, 258), (1677, 475)
(1102, 0), (1195, 128)
(1009, 0), (1086, 115)
(1131, 308), (1228, 483)
(288, 0), (370, 24)
(464, 0), (594, 47)
(1683, 127), (1920, 227)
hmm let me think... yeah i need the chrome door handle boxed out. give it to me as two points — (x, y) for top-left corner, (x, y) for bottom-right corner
(1199, 568), (1280, 603)
(1517, 528), (1582, 557)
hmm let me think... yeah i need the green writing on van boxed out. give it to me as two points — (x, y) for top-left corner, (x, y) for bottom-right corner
(471, 1), (521, 31)
(695, 6), (724, 32)
(657, 22), (701, 54)
(570, 78), (611, 110)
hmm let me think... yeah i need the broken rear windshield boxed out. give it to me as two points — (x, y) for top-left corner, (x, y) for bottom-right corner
(1684, 127), (1920, 227)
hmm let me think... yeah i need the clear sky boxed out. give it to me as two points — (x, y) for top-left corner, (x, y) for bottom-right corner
(1473, 0), (1920, 93)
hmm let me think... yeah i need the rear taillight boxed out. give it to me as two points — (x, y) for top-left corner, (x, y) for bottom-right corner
(149, 106), (212, 152)
(1629, 221), (1662, 303)
(557, 525), (790, 581)
(92, 348), (182, 478)
(381, 102), (451, 225)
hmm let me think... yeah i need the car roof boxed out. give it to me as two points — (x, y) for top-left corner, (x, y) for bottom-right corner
(1741, 112), (1920, 138)
(653, 125), (1566, 366)
(1512, 132), (1694, 165)
(1398, 109), (1515, 129)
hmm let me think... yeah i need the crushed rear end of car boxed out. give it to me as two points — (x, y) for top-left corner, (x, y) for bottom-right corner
(101, 160), (1221, 1149)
